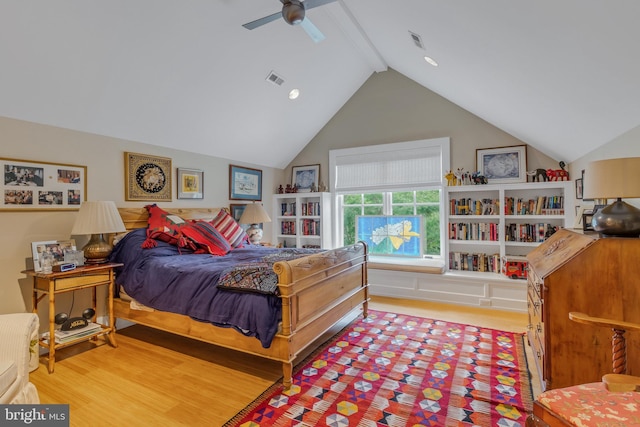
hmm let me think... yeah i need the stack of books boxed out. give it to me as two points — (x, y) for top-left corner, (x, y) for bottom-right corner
(41, 322), (102, 344)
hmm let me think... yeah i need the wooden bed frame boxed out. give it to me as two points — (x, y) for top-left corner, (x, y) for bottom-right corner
(113, 207), (369, 388)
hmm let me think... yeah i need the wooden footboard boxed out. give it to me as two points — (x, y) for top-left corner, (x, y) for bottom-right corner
(113, 206), (368, 388)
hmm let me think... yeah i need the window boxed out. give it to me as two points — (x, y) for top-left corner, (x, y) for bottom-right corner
(330, 138), (449, 258)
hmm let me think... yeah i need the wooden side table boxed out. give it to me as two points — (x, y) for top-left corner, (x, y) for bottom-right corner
(23, 262), (123, 373)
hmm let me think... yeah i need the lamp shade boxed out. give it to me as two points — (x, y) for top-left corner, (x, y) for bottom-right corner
(582, 157), (640, 237)
(582, 157), (640, 200)
(71, 201), (126, 235)
(239, 202), (271, 225)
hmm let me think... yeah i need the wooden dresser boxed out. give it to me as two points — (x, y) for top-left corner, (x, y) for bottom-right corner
(527, 228), (640, 390)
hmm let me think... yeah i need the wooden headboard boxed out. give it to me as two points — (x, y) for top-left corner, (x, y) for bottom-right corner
(118, 207), (227, 231)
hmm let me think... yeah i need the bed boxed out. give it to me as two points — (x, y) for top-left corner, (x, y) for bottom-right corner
(111, 206), (369, 388)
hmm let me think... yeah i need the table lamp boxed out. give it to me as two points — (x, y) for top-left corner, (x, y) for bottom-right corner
(583, 157), (640, 237)
(239, 202), (271, 245)
(70, 201), (126, 263)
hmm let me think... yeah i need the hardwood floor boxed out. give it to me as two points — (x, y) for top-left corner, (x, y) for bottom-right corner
(30, 296), (539, 427)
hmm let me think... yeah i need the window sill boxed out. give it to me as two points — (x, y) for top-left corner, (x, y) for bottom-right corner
(368, 256), (445, 274)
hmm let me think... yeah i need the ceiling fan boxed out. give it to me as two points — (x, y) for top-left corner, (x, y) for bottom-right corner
(242, 0), (337, 43)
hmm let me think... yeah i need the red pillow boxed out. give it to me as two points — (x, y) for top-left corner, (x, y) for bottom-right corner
(143, 204), (188, 248)
(210, 209), (250, 248)
(180, 221), (231, 256)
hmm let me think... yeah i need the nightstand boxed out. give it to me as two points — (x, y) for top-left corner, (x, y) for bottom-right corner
(23, 262), (123, 373)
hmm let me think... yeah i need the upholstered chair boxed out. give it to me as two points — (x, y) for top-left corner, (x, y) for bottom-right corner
(0, 313), (40, 404)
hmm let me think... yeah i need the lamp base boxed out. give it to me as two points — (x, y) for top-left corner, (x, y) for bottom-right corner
(592, 199), (640, 238)
(82, 233), (113, 264)
(246, 224), (263, 245)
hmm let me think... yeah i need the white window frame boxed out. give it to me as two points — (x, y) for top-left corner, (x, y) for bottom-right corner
(329, 138), (450, 259)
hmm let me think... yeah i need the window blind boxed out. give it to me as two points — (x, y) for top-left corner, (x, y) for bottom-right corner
(330, 138), (449, 192)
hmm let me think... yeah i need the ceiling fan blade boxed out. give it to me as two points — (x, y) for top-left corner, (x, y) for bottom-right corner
(242, 11), (282, 30)
(303, 0), (338, 11)
(300, 17), (325, 43)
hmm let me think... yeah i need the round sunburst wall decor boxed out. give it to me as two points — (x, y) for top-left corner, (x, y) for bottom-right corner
(125, 152), (172, 201)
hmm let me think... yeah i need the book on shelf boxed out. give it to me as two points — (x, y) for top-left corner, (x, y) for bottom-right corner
(41, 322), (102, 344)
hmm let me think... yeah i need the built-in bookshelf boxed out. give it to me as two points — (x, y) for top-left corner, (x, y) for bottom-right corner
(272, 192), (332, 249)
(445, 181), (574, 279)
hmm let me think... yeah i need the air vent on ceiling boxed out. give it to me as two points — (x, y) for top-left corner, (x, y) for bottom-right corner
(409, 31), (424, 49)
(266, 70), (285, 86)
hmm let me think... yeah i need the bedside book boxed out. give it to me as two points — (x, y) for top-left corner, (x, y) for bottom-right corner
(41, 322), (102, 344)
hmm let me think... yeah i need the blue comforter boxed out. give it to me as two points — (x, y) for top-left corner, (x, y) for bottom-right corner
(110, 228), (291, 348)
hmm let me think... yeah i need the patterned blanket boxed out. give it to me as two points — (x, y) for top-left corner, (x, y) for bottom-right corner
(216, 248), (324, 295)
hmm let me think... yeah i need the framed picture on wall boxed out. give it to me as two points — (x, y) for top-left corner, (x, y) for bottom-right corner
(177, 168), (203, 199)
(291, 164), (320, 192)
(230, 203), (249, 230)
(125, 152), (172, 201)
(229, 165), (262, 201)
(476, 145), (527, 183)
(2, 157), (87, 211)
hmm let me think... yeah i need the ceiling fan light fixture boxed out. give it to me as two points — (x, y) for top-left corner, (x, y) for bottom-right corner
(282, 0), (305, 25)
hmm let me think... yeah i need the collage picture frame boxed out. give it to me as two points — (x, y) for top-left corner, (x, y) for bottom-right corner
(2, 157), (87, 211)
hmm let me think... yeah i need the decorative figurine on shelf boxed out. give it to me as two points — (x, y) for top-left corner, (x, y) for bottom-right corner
(527, 168), (549, 182)
(546, 161), (569, 181)
(277, 185), (284, 194)
(318, 181), (327, 192)
(293, 184), (298, 193)
(471, 171), (488, 185)
(310, 182), (317, 192)
(285, 184), (293, 193)
(444, 170), (456, 186)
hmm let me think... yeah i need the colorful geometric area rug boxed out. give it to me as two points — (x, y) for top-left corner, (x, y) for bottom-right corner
(224, 310), (533, 427)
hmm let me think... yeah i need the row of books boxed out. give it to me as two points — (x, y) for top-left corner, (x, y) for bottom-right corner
(280, 220), (296, 235)
(449, 222), (500, 241)
(504, 223), (556, 243)
(278, 202), (322, 216)
(301, 219), (321, 236)
(300, 202), (321, 216)
(448, 252), (501, 273)
(449, 222), (557, 243)
(41, 322), (102, 344)
(504, 196), (564, 215)
(279, 202), (296, 216)
(449, 198), (500, 216)
(450, 195), (565, 216)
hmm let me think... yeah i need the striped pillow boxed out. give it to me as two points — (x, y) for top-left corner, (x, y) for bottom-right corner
(210, 209), (250, 248)
(180, 221), (231, 256)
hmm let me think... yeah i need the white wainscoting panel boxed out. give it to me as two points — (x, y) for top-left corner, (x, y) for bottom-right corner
(368, 268), (527, 312)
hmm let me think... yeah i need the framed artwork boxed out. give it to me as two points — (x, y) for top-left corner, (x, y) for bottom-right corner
(31, 239), (76, 272)
(582, 209), (595, 232)
(229, 165), (262, 201)
(356, 215), (423, 257)
(2, 157), (86, 211)
(476, 145), (527, 184)
(230, 203), (250, 230)
(575, 178), (583, 199)
(125, 152), (172, 201)
(177, 168), (203, 199)
(291, 164), (320, 192)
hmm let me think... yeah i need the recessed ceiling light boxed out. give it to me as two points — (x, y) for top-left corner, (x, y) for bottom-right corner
(424, 56), (438, 67)
(289, 89), (300, 100)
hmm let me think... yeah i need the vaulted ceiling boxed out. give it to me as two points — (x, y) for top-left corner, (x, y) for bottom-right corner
(1, 1), (638, 169)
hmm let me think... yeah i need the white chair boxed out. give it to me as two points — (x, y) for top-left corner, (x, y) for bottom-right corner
(0, 313), (40, 404)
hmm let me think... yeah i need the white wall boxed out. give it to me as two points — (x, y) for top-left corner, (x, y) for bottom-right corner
(0, 117), (283, 318)
(569, 124), (640, 209)
(287, 68), (559, 183)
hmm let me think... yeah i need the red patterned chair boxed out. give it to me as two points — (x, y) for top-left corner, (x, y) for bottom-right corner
(526, 312), (640, 426)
